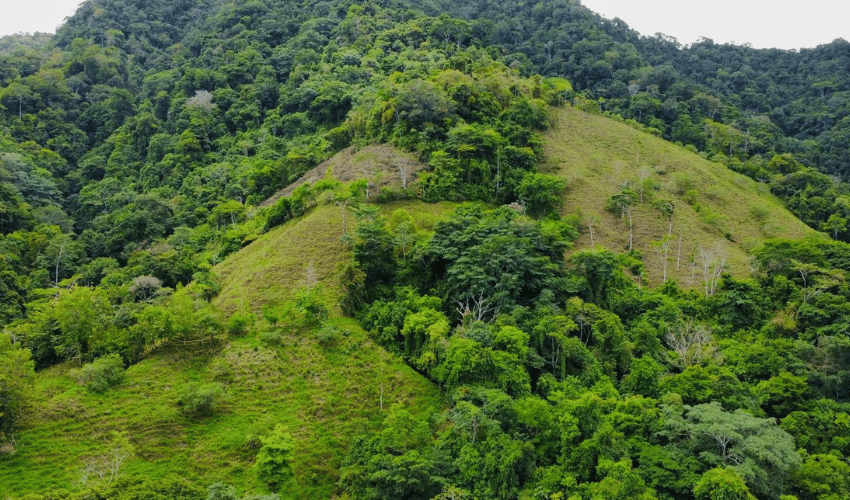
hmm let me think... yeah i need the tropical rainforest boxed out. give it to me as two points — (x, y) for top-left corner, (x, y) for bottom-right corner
(1, 0), (849, 498)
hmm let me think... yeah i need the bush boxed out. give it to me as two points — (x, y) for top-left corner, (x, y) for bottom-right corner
(257, 424), (295, 491)
(207, 482), (237, 500)
(69, 354), (126, 393)
(227, 310), (256, 336)
(177, 382), (226, 418)
(258, 329), (285, 346)
(207, 357), (233, 383)
(263, 197), (291, 232)
(316, 324), (347, 347)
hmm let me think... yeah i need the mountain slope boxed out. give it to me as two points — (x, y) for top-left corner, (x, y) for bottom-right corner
(0, 203), (446, 498)
(545, 105), (819, 285)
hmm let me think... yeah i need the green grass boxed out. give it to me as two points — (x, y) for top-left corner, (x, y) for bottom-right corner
(213, 200), (458, 317)
(545, 105), (820, 287)
(2, 200), (455, 499)
(2, 319), (442, 498)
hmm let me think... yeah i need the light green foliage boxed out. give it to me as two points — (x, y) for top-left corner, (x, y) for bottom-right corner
(256, 424), (295, 492)
(664, 402), (801, 498)
(780, 401), (850, 457)
(401, 307), (450, 370)
(69, 353), (125, 393)
(791, 453), (850, 500)
(693, 467), (756, 500)
(52, 286), (114, 363)
(0, 334), (35, 448)
(227, 310), (256, 336)
(587, 458), (657, 500)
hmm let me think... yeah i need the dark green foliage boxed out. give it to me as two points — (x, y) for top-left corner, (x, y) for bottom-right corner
(567, 250), (631, 310)
(3, 0), (850, 497)
(352, 206), (397, 302)
(340, 406), (449, 500)
(177, 382), (226, 418)
(421, 205), (572, 317)
(206, 483), (237, 500)
(263, 197), (291, 232)
(516, 172), (565, 218)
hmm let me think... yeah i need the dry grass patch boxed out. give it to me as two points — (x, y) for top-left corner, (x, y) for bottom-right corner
(545, 105), (818, 287)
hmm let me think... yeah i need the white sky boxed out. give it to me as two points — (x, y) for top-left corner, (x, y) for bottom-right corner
(0, 0), (82, 37)
(1, 0), (848, 51)
(582, 0), (849, 50)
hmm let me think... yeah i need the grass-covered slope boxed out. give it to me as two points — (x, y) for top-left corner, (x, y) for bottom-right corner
(545, 105), (819, 285)
(1, 203), (451, 499)
(260, 145), (428, 208)
(2, 327), (440, 498)
(213, 200), (456, 315)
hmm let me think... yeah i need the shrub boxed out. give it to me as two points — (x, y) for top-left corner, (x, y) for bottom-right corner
(316, 324), (347, 347)
(227, 310), (256, 336)
(69, 354), (126, 393)
(207, 357), (233, 383)
(256, 424), (295, 491)
(207, 482), (237, 500)
(177, 383), (226, 418)
(258, 329), (285, 346)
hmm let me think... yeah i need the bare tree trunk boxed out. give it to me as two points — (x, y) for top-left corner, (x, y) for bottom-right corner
(55, 240), (66, 286)
(676, 232), (682, 270)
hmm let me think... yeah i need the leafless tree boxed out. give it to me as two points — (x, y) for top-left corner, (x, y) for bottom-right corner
(665, 318), (716, 369)
(75, 432), (134, 489)
(129, 275), (162, 301)
(397, 160), (412, 190)
(698, 243), (727, 297)
(185, 90), (214, 111)
(455, 295), (494, 323)
(654, 235), (672, 283)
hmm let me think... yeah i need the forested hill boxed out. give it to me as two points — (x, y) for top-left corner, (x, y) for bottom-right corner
(2, 0), (850, 499)
(432, 0), (850, 176)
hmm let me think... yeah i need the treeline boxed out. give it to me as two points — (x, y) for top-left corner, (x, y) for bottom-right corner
(432, 0), (850, 176)
(340, 203), (850, 499)
(424, 0), (850, 241)
(1, 0), (850, 498)
(0, 0), (568, 327)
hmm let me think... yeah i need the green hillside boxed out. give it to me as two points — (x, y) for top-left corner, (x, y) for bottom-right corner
(0, 203), (444, 498)
(0, 100), (841, 500)
(3, 0), (850, 498)
(546, 105), (818, 284)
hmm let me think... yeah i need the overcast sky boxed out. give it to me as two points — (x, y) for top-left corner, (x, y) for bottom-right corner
(581, 0), (849, 50)
(0, 0), (82, 37)
(1, 0), (848, 51)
